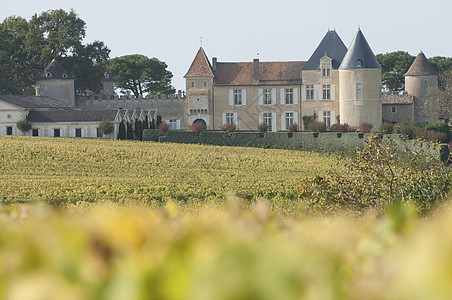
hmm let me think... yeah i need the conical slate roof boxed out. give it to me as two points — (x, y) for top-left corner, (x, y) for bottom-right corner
(302, 30), (348, 70)
(404, 52), (437, 76)
(184, 47), (215, 78)
(38, 59), (74, 80)
(339, 29), (380, 69)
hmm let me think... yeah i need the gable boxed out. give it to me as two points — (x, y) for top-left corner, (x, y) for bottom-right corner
(0, 99), (25, 110)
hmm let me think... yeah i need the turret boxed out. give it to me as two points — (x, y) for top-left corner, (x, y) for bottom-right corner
(184, 47), (215, 129)
(35, 59), (75, 106)
(404, 52), (438, 123)
(339, 29), (381, 130)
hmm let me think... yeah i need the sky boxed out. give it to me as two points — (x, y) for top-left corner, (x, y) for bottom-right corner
(2, 0), (451, 92)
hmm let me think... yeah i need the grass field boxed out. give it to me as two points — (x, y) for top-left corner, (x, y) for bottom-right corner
(0, 136), (343, 208)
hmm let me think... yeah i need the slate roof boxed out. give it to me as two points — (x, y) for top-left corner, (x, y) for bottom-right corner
(404, 52), (437, 76)
(184, 47), (215, 78)
(214, 61), (305, 85)
(38, 59), (74, 80)
(0, 95), (74, 109)
(339, 29), (381, 70)
(302, 30), (348, 70)
(382, 93), (414, 105)
(27, 110), (119, 123)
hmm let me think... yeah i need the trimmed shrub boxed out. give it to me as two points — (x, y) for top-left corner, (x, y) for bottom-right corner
(288, 123), (299, 133)
(191, 122), (205, 133)
(257, 123), (268, 134)
(307, 121), (326, 132)
(359, 122), (373, 134)
(338, 123), (355, 133)
(220, 123), (236, 134)
(426, 122), (452, 142)
(16, 119), (32, 135)
(158, 123), (170, 134)
(380, 122), (394, 134)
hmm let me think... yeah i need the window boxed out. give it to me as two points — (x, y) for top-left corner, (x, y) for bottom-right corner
(191, 82), (194, 88)
(306, 85), (314, 100)
(226, 113), (234, 124)
(321, 63), (331, 77)
(75, 128), (82, 137)
(263, 113), (272, 132)
(391, 106), (397, 113)
(204, 81), (207, 87)
(323, 111), (331, 128)
(53, 128), (61, 137)
(357, 59), (362, 67)
(233, 89), (242, 105)
(5, 126), (13, 135)
(169, 120), (178, 130)
(356, 83), (362, 100)
(285, 112), (294, 129)
(32, 129), (39, 137)
(263, 89), (272, 105)
(323, 85), (331, 100)
(285, 89), (294, 104)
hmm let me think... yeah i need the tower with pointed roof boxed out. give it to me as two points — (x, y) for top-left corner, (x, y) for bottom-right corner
(339, 29), (381, 129)
(35, 59), (75, 106)
(404, 51), (438, 123)
(184, 47), (215, 129)
(301, 30), (348, 128)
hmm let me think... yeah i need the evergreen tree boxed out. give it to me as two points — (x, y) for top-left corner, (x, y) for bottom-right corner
(126, 121), (134, 140)
(118, 121), (126, 140)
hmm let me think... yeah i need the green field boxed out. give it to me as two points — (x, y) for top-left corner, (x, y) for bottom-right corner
(0, 136), (342, 207)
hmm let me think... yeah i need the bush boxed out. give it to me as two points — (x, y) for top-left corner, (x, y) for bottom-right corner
(379, 122), (394, 134)
(220, 123), (236, 134)
(16, 119), (32, 135)
(399, 124), (416, 139)
(426, 122), (451, 142)
(98, 120), (114, 136)
(298, 134), (451, 215)
(257, 123), (268, 134)
(191, 122), (205, 133)
(338, 123), (355, 133)
(359, 122), (373, 134)
(288, 123), (299, 133)
(307, 121), (326, 132)
(158, 123), (170, 134)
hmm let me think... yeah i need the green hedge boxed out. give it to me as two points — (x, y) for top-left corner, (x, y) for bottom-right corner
(142, 130), (449, 163)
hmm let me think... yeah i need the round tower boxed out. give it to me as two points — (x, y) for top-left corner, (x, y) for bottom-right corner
(404, 52), (438, 123)
(339, 29), (381, 130)
(35, 59), (75, 106)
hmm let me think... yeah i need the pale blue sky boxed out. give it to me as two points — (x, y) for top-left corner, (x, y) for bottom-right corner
(2, 0), (451, 91)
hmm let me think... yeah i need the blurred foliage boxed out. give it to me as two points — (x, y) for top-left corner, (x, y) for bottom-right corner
(1, 199), (452, 299)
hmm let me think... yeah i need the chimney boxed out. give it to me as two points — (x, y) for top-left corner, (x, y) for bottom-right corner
(212, 57), (217, 72)
(253, 58), (259, 82)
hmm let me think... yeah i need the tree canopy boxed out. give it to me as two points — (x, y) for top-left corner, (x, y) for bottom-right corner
(106, 54), (175, 97)
(0, 9), (110, 95)
(376, 51), (415, 93)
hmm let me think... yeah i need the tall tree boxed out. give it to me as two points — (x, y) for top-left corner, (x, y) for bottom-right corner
(106, 54), (175, 97)
(0, 9), (110, 95)
(376, 51), (415, 93)
(428, 56), (452, 88)
(424, 69), (452, 123)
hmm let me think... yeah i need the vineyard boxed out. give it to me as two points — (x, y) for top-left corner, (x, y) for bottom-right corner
(0, 136), (341, 209)
(1, 136), (452, 299)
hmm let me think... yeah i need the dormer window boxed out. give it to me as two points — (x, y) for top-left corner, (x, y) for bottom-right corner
(357, 59), (362, 67)
(321, 63), (331, 77)
(62, 73), (68, 78)
(46, 72), (52, 78)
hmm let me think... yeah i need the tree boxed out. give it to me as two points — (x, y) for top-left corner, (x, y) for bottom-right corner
(428, 56), (452, 88)
(98, 120), (114, 136)
(424, 69), (452, 123)
(106, 54), (175, 97)
(16, 119), (32, 135)
(0, 9), (110, 95)
(376, 51), (415, 93)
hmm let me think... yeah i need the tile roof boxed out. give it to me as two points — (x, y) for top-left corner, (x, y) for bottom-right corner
(303, 30), (348, 70)
(214, 61), (304, 85)
(38, 59), (74, 80)
(184, 47), (215, 78)
(339, 29), (381, 70)
(27, 109), (119, 123)
(404, 52), (437, 76)
(382, 93), (414, 105)
(0, 95), (74, 109)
